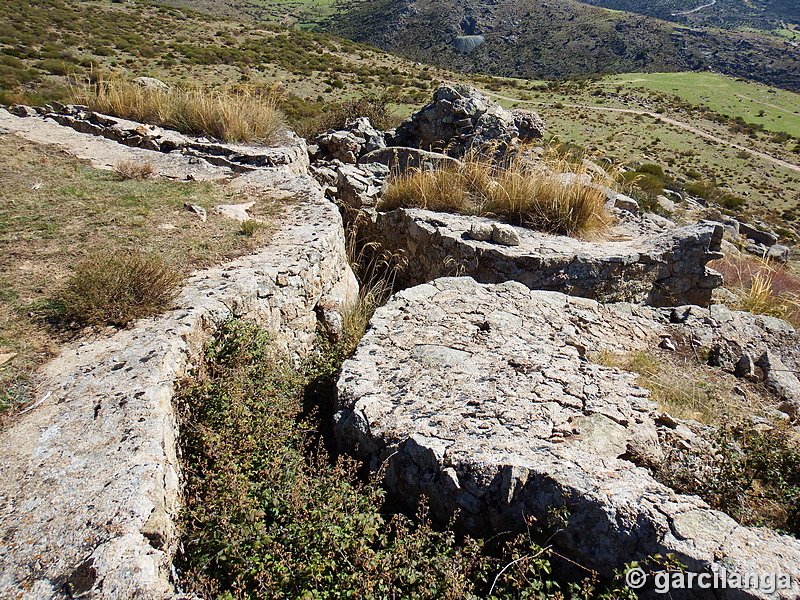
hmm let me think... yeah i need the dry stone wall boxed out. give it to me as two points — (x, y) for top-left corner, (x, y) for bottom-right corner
(358, 208), (724, 307)
(335, 277), (800, 599)
(8, 103), (309, 175)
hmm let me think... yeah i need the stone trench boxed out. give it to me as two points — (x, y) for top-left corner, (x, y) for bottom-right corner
(3, 100), (800, 600)
(0, 109), (358, 599)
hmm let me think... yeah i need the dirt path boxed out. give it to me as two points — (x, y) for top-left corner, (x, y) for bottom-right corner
(481, 91), (800, 174)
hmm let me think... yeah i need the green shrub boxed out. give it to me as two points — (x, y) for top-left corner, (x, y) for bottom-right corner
(36, 58), (83, 75)
(658, 424), (800, 535)
(621, 171), (663, 196)
(239, 219), (264, 236)
(295, 91), (399, 138)
(636, 163), (664, 178)
(54, 252), (183, 326)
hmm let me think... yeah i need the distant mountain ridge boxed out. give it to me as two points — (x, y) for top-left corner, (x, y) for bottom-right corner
(325, 0), (800, 92)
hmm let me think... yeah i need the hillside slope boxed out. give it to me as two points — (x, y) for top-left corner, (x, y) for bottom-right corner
(578, 0), (800, 29)
(327, 0), (800, 92)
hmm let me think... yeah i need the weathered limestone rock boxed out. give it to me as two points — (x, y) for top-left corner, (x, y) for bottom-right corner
(335, 277), (800, 598)
(335, 163), (389, 209)
(490, 222), (520, 246)
(358, 146), (462, 173)
(510, 108), (545, 141)
(132, 76), (170, 93)
(757, 351), (800, 417)
(315, 117), (386, 163)
(767, 243), (791, 263)
(0, 170), (358, 599)
(358, 208), (724, 306)
(390, 84), (519, 157)
(738, 221), (778, 247)
(10, 105), (308, 175)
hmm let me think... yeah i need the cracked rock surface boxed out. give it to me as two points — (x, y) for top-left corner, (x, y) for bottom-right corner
(335, 277), (800, 599)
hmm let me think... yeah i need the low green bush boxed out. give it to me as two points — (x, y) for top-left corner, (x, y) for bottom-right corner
(658, 424), (800, 536)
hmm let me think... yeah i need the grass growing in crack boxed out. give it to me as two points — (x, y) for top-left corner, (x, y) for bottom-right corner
(73, 78), (286, 145)
(175, 318), (639, 599)
(379, 153), (610, 237)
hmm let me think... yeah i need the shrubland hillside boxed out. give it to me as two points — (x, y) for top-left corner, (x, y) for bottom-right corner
(326, 0), (800, 93)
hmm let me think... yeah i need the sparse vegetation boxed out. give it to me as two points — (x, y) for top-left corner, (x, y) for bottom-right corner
(595, 350), (736, 423)
(658, 423), (800, 536)
(239, 219), (264, 236)
(380, 155), (610, 236)
(710, 256), (800, 326)
(74, 79), (286, 144)
(53, 251), (183, 327)
(0, 135), (278, 420)
(114, 160), (154, 181)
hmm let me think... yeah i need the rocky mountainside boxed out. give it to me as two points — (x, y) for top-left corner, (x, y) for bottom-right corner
(327, 0), (800, 92)
(579, 0), (800, 29)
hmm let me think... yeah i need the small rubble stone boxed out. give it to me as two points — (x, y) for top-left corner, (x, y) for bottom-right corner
(767, 243), (791, 264)
(469, 221), (493, 241)
(184, 203), (207, 222)
(612, 194), (639, 215)
(8, 104), (38, 118)
(510, 108), (545, 141)
(490, 223), (520, 246)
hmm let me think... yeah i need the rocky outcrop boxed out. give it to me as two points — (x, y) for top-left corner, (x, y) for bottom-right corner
(8, 104), (308, 175)
(335, 277), (800, 599)
(357, 208), (724, 306)
(358, 146), (461, 172)
(0, 167), (357, 597)
(510, 108), (546, 141)
(314, 116), (386, 163)
(390, 84), (519, 157)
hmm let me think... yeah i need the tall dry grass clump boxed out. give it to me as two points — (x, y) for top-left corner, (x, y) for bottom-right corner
(55, 252), (183, 326)
(379, 153), (610, 237)
(710, 256), (800, 326)
(73, 79), (285, 144)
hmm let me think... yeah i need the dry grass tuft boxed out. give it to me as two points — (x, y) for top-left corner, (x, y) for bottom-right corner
(596, 350), (729, 422)
(73, 79), (285, 144)
(114, 160), (154, 180)
(55, 252), (183, 327)
(379, 153), (610, 237)
(710, 256), (800, 325)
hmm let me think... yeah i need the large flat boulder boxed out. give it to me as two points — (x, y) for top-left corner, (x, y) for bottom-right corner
(335, 277), (800, 599)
